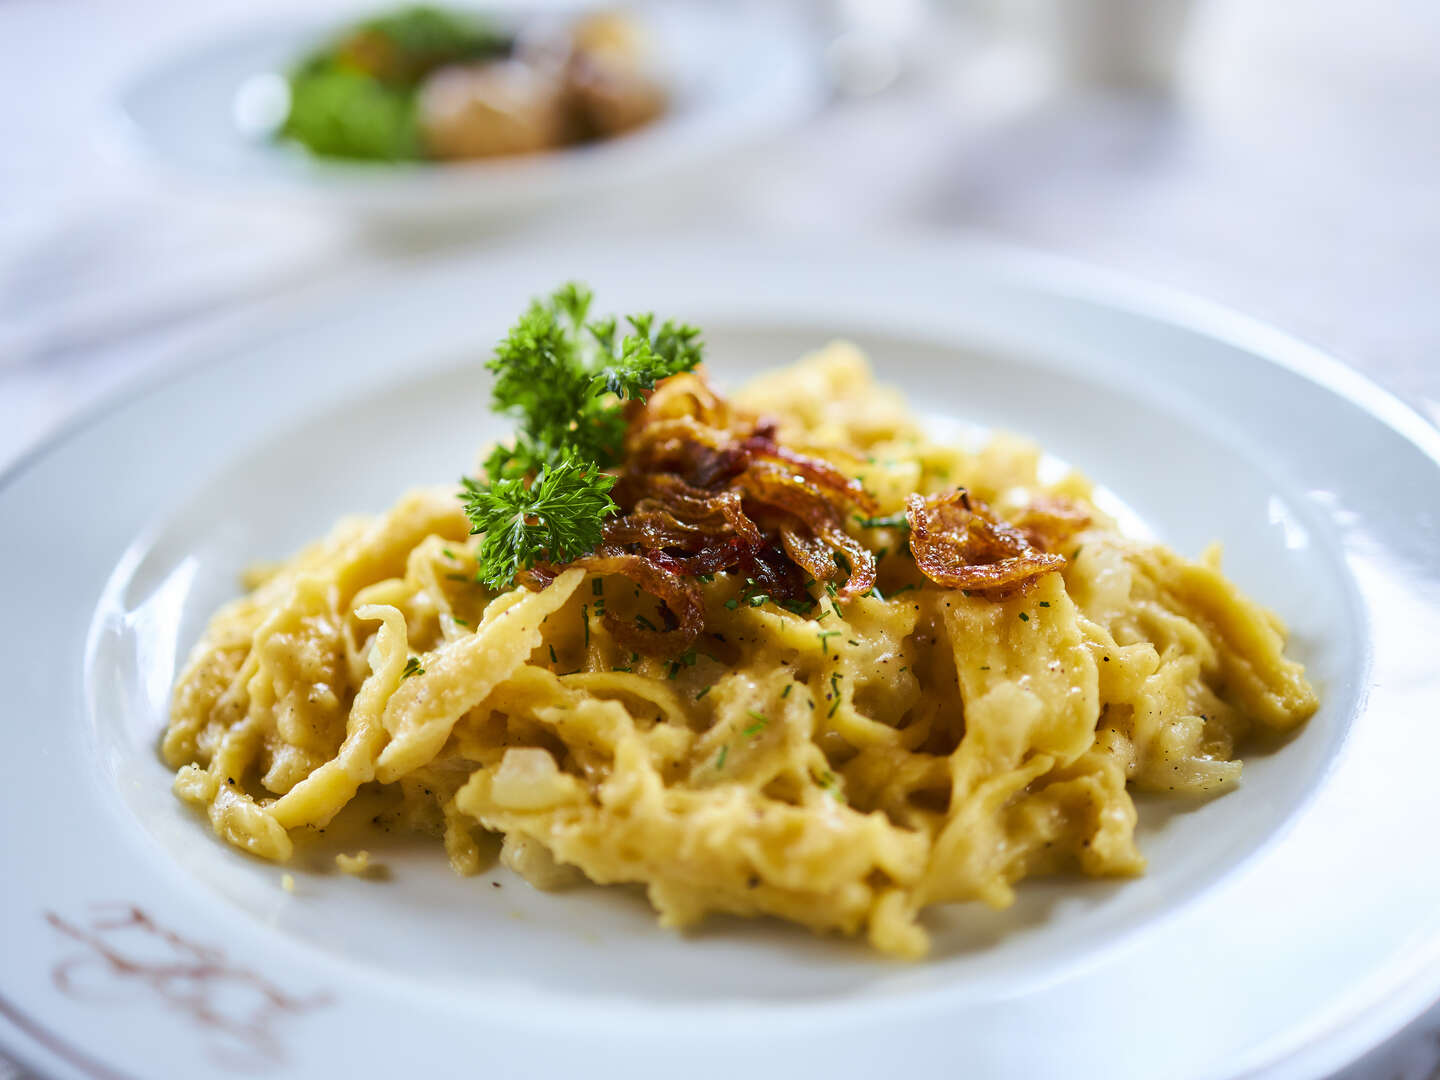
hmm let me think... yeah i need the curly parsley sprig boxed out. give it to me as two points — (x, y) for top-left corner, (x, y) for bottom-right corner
(481, 283), (702, 479)
(589, 312), (703, 401)
(461, 455), (619, 589)
(461, 283), (703, 589)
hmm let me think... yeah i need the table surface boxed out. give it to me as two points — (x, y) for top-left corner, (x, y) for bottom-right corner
(2, 0), (1439, 1076)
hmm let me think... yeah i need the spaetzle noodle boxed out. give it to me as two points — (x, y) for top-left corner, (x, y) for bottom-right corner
(165, 344), (1317, 957)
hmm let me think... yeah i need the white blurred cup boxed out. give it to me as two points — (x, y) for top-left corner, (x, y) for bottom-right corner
(996, 0), (1195, 91)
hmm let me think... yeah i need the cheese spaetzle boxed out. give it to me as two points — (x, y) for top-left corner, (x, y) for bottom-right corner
(165, 343), (1317, 958)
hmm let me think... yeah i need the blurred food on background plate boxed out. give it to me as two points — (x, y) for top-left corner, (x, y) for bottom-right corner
(278, 5), (668, 162)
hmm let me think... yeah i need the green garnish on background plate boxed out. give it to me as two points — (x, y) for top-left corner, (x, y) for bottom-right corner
(282, 6), (507, 161)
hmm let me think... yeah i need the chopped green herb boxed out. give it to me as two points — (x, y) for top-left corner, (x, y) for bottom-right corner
(635, 614), (657, 632)
(747, 594), (770, 608)
(743, 711), (768, 736)
(581, 603), (591, 646)
(814, 768), (846, 800)
(697, 573), (715, 583)
(442, 547), (457, 560)
(452, 616), (470, 627)
(548, 644), (558, 664)
(592, 578), (604, 596)
(1019, 611), (1030, 622)
(816, 629), (842, 653)
(723, 598), (739, 611)
(781, 684), (792, 698)
(401, 656), (424, 679)
(613, 666), (632, 673)
(856, 512), (909, 530)
(715, 745), (728, 769)
(979, 664), (990, 670)
(695, 685), (712, 700)
(847, 639), (859, 647)
(827, 698), (840, 718)
(445, 572), (471, 582)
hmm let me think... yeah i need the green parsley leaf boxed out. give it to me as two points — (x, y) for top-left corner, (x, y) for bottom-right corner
(460, 455), (617, 590)
(483, 285), (703, 479)
(590, 312), (704, 401)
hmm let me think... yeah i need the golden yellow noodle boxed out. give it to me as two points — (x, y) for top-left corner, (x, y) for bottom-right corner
(164, 344), (1317, 958)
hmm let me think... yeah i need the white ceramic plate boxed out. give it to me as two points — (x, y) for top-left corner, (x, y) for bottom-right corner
(112, 2), (823, 223)
(4, 238), (1440, 1080)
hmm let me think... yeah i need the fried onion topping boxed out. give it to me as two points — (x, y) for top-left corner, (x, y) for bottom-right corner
(527, 369), (1069, 652)
(905, 488), (1066, 597)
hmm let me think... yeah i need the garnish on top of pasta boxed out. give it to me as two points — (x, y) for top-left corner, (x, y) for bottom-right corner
(164, 285), (1318, 959)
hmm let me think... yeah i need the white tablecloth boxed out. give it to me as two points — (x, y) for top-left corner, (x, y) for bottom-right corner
(3, 0), (1439, 1076)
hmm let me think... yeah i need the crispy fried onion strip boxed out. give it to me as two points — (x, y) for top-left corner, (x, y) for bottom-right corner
(524, 373), (888, 654)
(906, 489), (1066, 596)
(1011, 496), (1093, 553)
(525, 547), (706, 658)
(562, 375), (880, 649)
(570, 549), (705, 655)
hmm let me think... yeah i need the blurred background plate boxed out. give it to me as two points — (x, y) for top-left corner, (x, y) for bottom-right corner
(112, 1), (825, 224)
